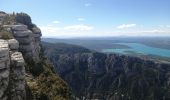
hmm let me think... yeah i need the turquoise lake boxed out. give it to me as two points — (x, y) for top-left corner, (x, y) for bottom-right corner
(102, 43), (170, 58)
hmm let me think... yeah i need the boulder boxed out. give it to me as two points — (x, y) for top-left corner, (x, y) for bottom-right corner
(8, 39), (19, 50)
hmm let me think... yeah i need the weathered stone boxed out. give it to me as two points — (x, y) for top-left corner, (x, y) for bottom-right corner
(19, 44), (34, 52)
(0, 70), (9, 78)
(13, 30), (32, 38)
(0, 40), (9, 73)
(33, 33), (41, 38)
(12, 68), (25, 80)
(0, 76), (9, 99)
(15, 37), (31, 45)
(8, 39), (19, 50)
(0, 40), (9, 55)
(15, 81), (25, 91)
(0, 63), (6, 69)
(11, 25), (28, 31)
(0, 56), (9, 63)
(11, 52), (25, 67)
(31, 27), (41, 34)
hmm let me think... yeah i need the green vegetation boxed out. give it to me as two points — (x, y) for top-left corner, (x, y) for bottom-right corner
(43, 42), (170, 100)
(0, 26), (13, 39)
(26, 59), (71, 100)
(25, 46), (71, 100)
(0, 30), (13, 39)
(15, 12), (32, 27)
(0, 12), (15, 39)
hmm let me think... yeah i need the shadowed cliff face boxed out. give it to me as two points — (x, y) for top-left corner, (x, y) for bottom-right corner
(43, 42), (170, 100)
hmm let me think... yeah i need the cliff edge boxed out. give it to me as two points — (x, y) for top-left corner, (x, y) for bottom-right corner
(0, 11), (70, 100)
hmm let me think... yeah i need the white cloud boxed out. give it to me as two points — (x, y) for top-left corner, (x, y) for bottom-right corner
(77, 18), (85, 21)
(39, 24), (94, 37)
(39, 24), (170, 38)
(117, 24), (136, 29)
(85, 3), (91, 7)
(52, 21), (60, 24)
(39, 26), (61, 36)
(64, 24), (94, 31)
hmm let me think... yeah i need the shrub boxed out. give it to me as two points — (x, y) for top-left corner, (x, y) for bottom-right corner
(0, 30), (13, 39)
(26, 60), (71, 100)
(16, 13), (32, 26)
(2, 14), (16, 25)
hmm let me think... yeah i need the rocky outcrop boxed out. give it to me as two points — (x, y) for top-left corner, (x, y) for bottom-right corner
(0, 39), (25, 100)
(0, 20), (41, 100)
(0, 12), (71, 100)
(11, 24), (41, 63)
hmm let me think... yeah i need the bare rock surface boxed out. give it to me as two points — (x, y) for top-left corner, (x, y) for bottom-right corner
(8, 39), (19, 50)
(0, 39), (10, 100)
(0, 39), (25, 100)
(11, 24), (41, 63)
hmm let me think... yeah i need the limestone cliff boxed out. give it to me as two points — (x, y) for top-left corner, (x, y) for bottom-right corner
(0, 11), (70, 100)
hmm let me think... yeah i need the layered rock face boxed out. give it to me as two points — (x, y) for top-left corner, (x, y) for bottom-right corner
(0, 14), (42, 99)
(0, 12), (71, 100)
(11, 24), (41, 63)
(0, 40), (10, 100)
(0, 39), (25, 100)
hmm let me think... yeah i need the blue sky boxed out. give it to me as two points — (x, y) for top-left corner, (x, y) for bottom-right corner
(0, 0), (170, 38)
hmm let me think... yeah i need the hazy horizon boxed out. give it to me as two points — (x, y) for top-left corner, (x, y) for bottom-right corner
(42, 35), (170, 39)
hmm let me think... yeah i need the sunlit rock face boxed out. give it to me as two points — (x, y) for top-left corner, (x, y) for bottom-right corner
(0, 39), (25, 100)
(0, 40), (10, 100)
(0, 12), (42, 100)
